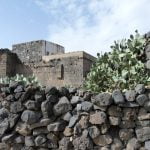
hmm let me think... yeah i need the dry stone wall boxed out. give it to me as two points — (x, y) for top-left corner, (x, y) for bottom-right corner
(0, 83), (150, 150)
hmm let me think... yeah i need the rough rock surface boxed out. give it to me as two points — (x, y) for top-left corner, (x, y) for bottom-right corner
(112, 90), (125, 104)
(0, 83), (149, 149)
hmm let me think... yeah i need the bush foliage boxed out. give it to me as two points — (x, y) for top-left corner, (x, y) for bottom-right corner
(85, 31), (150, 92)
(0, 74), (40, 86)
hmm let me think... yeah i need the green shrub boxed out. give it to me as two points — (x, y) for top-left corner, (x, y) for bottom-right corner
(85, 30), (150, 92)
(0, 74), (41, 86)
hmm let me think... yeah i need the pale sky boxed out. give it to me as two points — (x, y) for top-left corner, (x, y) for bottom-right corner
(0, 0), (150, 56)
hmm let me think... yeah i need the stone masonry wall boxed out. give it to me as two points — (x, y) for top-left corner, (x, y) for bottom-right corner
(0, 53), (7, 78)
(12, 40), (65, 63)
(0, 50), (95, 87)
(0, 50), (19, 78)
(145, 43), (150, 70)
(6, 52), (21, 77)
(39, 52), (95, 87)
(0, 83), (150, 149)
(144, 33), (150, 70)
(15, 52), (96, 87)
(12, 41), (45, 63)
(83, 52), (95, 78)
(45, 41), (65, 55)
(16, 56), (84, 87)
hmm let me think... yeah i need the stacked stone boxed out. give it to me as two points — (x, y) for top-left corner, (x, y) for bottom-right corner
(145, 34), (150, 69)
(0, 83), (150, 150)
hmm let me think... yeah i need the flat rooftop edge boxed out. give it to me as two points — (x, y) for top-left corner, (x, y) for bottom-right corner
(12, 40), (64, 48)
(42, 51), (96, 62)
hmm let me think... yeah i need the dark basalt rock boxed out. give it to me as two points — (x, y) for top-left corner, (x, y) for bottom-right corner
(58, 87), (70, 98)
(45, 86), (58, 95)
(112, 89), (125, 104)
(136, 94), (148, 106)
(53, 96), (72, 116)
(125, 90), (136, 102)
(14, 85), (24, 93)
(92, 93), (112, 106)
(41, 100), (53, 118)
(47, 121), (66, 132)
(0, 83), (149, 149)
(21, 110), (41, 124)
(135, 84), (145, 94)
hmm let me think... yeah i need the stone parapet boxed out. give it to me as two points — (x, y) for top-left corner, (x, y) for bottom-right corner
(42, 51), (96, 62)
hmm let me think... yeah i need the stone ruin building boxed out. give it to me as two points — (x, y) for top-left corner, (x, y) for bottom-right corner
(0, 40), (96, 87)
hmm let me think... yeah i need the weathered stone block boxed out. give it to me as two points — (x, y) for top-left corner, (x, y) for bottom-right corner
(109, 116), (121, 125)
(34, 135), (47, 147)
(93, 135), (112, 146)
(92, 93), (112, 106)
(146, 44), (150, 59)
(81, 101), (93, 112)
(88, 126), (100, 139)
(122, 108), (137, 120)
(47, 121), (66, 132)
(136, 94), (148, 106)
(111, 138), (123, 150)
(73, 132), (93, 150)
(53, 96), (72, 116)
(107, 106), (122, 117)
(144, 101), (150, 112)
(89, 111), (106, 125)
(136, 127), (150, 142)
(25, 136), (35, 147)
(135, 84), (145, 94)
(125, 90), (136, 102)
(68, 115), (79, 128)
(126, 138), (141, 150)
(119, 129), (134, 141)
(145, 140), (150, 150)
(112, 90), (125, 104)
(21, 110), (41, 124)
